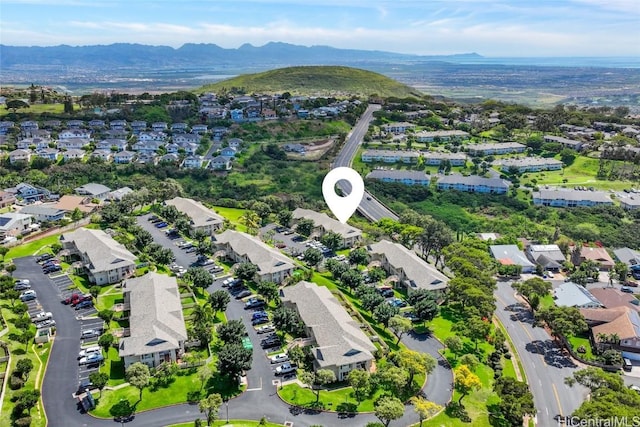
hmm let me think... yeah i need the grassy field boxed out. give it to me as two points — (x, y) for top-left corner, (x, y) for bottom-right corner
(0, 103), (65, 117)
(278, 382), (385, 412)
(166, 421), (285, 427)
(4, 235), (60, 261)
(196, 66), (421, 98)
(568, 334), (595, 361)
(212, 205), (248, 232)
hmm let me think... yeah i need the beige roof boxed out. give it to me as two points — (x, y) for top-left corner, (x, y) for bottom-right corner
(292, 208), (362, 239)
(54, 195), (98, 213)
(119, 272), (187, 357)
(61, 228), (136, 274)
(215, 230), (294, 276)
(165, 197), (223, 228)
(282, 281), (375, 369)
(368, 240), (448, 291)
(589, 288), (640, 312)
(589, 307), (640, 341)
(579, 247), (615, 267)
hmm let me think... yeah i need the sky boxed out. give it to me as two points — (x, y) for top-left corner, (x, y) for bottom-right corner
(1, 0), (639, 57)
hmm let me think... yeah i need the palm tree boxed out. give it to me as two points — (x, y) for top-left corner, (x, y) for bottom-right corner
(191, 304), (212, 329)
(239, 211), (260, 235)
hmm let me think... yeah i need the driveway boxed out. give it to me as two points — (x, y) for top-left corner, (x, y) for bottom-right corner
(137, 214), (199, 268)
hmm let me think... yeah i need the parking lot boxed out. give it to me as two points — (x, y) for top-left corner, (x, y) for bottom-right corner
(259, 223), (334, 259)
(137, 214), (200, 269)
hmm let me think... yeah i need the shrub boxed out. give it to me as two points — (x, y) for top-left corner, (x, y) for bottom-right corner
(446, 402), (471, 422)
(186, 390), (201, 403)
(14, 416), (32, 427)
(9, 374), (25, 390)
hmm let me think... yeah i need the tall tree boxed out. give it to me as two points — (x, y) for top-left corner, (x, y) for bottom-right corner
(208, 290), (230, 317)
(454, 365), (481, 404)
(535, 305), (587, 340)
(452, 316), (491, 350)
(89, 372), (109, 397)
(373, 302), (400, 328)
(216, 343), (252, 381)
(389, 315), (412, 345)
(199, 393), (223, 426)
(185, 267), (213, 289)
(235, 262), (258, 283)
(347, 369), (370, 402)
(411, 396), (442, 427)
(374, 396), (405, 427)
(295, 218), (315, 237)
(444, 336), (464, 360)
(216, 319), (246, 344)
(395, 349), (436, 386)
(276, 210), (293, 227)
(126, 362), (151, 401)
(298, 369), (336, 403)
(348, 247), (369, 266)
(239, 210), (260, 235)
(303, 248), (323, 269)
(493, 377), (536, 427)
(320, 231), (343, 251)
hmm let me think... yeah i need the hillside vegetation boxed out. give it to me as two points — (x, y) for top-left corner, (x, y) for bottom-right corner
(196, 66), (422, 98)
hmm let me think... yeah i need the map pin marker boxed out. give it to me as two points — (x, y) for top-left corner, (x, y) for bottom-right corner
(322, 167), (364, 224)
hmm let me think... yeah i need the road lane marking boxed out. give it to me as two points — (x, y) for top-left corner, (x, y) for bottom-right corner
(496, 294), (547, 365)
(552, 383), (564, 416)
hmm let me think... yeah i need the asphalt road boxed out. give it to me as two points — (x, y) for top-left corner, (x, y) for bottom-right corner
(495, 280), (589, 426)
(332, 103), (399, 222)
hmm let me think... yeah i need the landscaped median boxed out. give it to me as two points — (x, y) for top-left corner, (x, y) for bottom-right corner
(166, 420), (285, 427)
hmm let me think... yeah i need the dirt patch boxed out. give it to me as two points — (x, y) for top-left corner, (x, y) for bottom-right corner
(285, 138), (336, 161)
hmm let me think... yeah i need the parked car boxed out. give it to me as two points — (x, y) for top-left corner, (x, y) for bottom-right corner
(62, 293), (81, 305)
(32, 311), (53, 322)
(387, 297), (407, 308)
(621, 286), (634, 293)
(14, 283), (32, 291)
(261, 338), (281, 349)
(270, 353), (289, 364)
(79, 353), (104, 365)
(36, 253), (54, 262)
(78, 346), (101, 358)
(403, 312), (421, 323)
(244, 298), (266, 310)
(251, 311), (269, 321)
(379, 288), (394, 298)
(19, 290), (37, 301)
(275, 243), (286, 249)
(80, 329), (101, 339)
(70, 294), (92, 306)
(155, 222), (168, 228)
(235, 290), (252, 299)
(256, 324), (276, 334)
(185, 247), (197, 253)
(625, 280), (638, 288)
(275, 362), (297, 375)
(75, 300), (94, 310)
(15, 279), (30, 286)
(35, 319), (56, 329)
(43, 265), (62, 274)
(252, 317), (270, 326)
(41, 260), (60, 267)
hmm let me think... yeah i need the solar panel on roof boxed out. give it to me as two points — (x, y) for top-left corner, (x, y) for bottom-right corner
(0, 217), (11, 227)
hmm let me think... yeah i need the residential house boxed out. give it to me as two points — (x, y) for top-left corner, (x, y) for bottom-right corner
(421, 151), (468, 166)
(620, 195), (640, 210)
(499, 157), (564, 173)
(526, 244), (566, 272)
(230, 109), (244, 122)
(60, 228), (136, 285)
(181, 155), (207, 169)
(108, 187), (134, 201)
(589, 288), (640, 313)
(62, 149), (86, 162)
(151, 122), (168, 132)
(66, 120), (84, 129)
(613, 247), (640, 269)
(136, 152), (158, 165)
(361, 149), (420, 164)
(173, 133), (199, 145)
(165, 143), (180, 154)
(54, 195), (98, 214)
(572, 246), (615, 271)
(74, 183), (112, 200)
(96, 139), (128, 152)
(532, 188), (613, 208)
(89, 119), (105, 129)
(191, 124), (208, 134)
(553, 282), (603, 308)
(110, 119), (127, 131)
(138, 132), (167, 143)
(42, 120), (62, 129)
(228, 138), (243, 149)
(20, 121), (39, 137)
(118, 272), (187, 368)
(102, 129), (128, 140)
(489, 244), (535, 273)
(214, 230), (294, 283)
(132, 140), (163, 154)
(262, 108), (277, 120)
(220, 147), (237, 158)
(170, 123), (188, 132)
(209, 156), (232, 171)
(415, 130), (469, 142)
(281, 281), (376, 381)
(59, 129), (92, 140)
(181, 143), (199, 156)
(0, 121), (14, 135)
(159, 153), (180, 164)
(0, 213), (34, 238)
(580, 306), (640, 360)
(91, 150), (113, 162)
(368, 240), (449, 294)
(35, 148), (59, 161)
(7, 183), (50, 203)
(130, 121), (147, 134)
(0, 191), (16, 209)
(211, 127), (228, 140)
(57, 139), (90, 150)
(8, 149), (31, 164)
(467, 142), (526, 156)
(366, 170), (431, 186)
(19, 205), (65, 222)
(283, 144), (306, 154)
(436, 174), (511, 194)
(164, 197), (223, 236)
(17, 137), (51, 150)
(297, 109), (309, 119)
(291, 208), (362, 248)
(544, 135), (584, 151)
(114, 151), (136, 164)
(381, 122), (416, 134)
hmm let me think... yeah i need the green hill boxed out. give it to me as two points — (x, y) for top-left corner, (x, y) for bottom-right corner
(195, 66), (422, 98)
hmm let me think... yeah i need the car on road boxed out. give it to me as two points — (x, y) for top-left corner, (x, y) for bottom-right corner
(275, 362), (297, 376)
(244, 298), (266, 310)
(621, 286), (634, 293)
(15, 279), (30, 286)
(366, 196), (372, 201)
(252, 317), (270, 326)
(32, 311), (53, 322)
(256, 324), (276, 334)
(270, 353), (289, 364)
(19, 290), (37, 301)
(235, 289), (252, 299)
(35, 319), (56, 329)
(75, 300), (94, 310)
(81, 329), (101, 339)
(79, 353), (104, 365)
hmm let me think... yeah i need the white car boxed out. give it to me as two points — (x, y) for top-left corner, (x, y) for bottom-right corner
(78, 345), (101, 358)
(79, 353), (104, 365)
(275, 362), (297, 376)
(32, 311), (53, 322)
(81, 329), (101, 339)
(270, 353), (289, 364)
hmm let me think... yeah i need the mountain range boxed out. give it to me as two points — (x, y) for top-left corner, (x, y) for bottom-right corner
(0, 42), (482, 70)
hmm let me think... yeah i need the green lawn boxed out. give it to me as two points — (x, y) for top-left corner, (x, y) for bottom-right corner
(101, 346), (126, 386)
(0, 103), (65, 117)
(5, 235), (60, 260)
(568, 334), (595, 360)
(167, 421), (285, 427)
(278, 382), (385, 412)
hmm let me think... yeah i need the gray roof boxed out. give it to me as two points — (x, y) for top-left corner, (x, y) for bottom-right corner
(468, 142), (525, 151)
(437, 174), (511, 189)
(61, 228), (136, 274)
(421, 152), (467, 161)
(214, 230), (294, 276)
(533, 188), (612, 203)
(75, 183), (111, 196)
(119, 272), (187, 357)
(368, 240), (449, 290)
(362, 149), (420, 158)
(528, 244), (566, 264)
(19, 205), (65, 217)
(554, 282), (603, 308)
(366, 170), (431, 182)
(282, 281), (376, 369)
(415, 130), (469, 138)
(165, 197), (223, 228)
(613, 247), (640, 267)
(500, 157), (564, 168)
(292, 208), (362, 239)
(490, 245), (535, 269)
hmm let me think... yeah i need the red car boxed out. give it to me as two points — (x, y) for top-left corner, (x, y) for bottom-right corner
(71, 295), (93, 307)
(62, 293), (81, 305)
